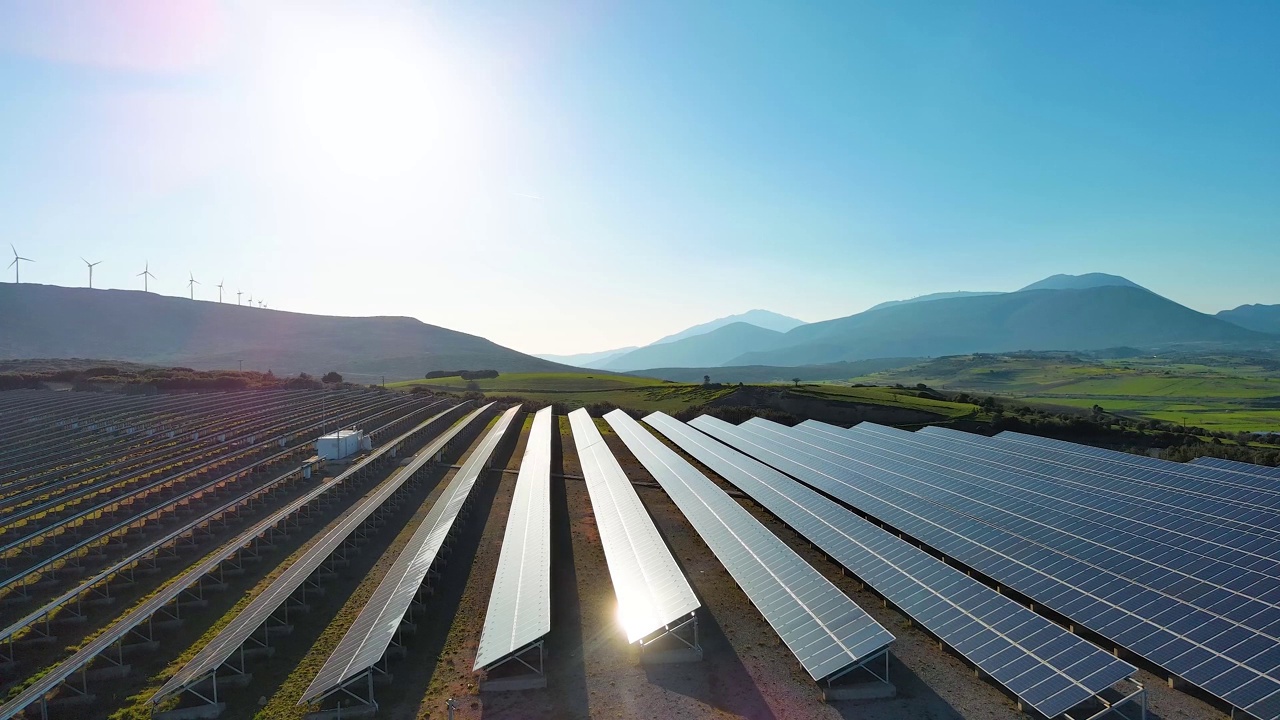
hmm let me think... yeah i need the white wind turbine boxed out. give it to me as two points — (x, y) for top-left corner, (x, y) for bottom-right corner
(9, 244), (33, 283)
(138, 262), (156, 292)
(187, 271), (200, 300)
(82, 257), (102, 288)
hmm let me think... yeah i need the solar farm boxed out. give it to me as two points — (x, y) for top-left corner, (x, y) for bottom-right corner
(1, 390), (1277, 720)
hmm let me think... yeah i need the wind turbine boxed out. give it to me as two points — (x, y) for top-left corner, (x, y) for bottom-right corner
(137, 262), (156, 292)
(247, 293), (253, 306)
(9, 244), (33, 283)
(187, 271), (200, 300)
(236, 290), (243, 306)
(216, 279), (224, 303)
(82, 257), (102, 288)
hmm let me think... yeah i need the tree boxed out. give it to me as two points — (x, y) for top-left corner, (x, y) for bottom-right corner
(792, 377), (801, 387)
(322, 371), (343, 384)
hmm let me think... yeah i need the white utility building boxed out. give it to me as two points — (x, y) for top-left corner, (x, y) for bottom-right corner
(317, 429), (364, 461)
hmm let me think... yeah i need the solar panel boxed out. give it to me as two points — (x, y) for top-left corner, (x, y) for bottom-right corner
(1193, 456), (1280, 479)
(691, 415), (1280, 720)
(474, 406), (554, 671)
(645, 412), (1137, 717)
(567, 409), (700, 644)
(155, 403), (492, 705)
(910, 424), (1280, 544)
(302, 404), (522, 703)
(605, 410), (894, 682)
(797, 421), (1280, 592)
(995, 430), (1280, 500)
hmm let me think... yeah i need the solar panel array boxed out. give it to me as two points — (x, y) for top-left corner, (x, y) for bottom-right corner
(605, 410), (894, 682)
(644, 412), (1136, 718)
(1193, 456), (1280, 479)
(155, 403), (493, 704)
(567, 409), (700, 644)
(302, 404), (522, 703)
(474, 406), (554, 671)
(691, 416), (1280, 720)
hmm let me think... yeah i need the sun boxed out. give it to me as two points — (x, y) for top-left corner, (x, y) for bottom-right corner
(253, 7), (483, 183)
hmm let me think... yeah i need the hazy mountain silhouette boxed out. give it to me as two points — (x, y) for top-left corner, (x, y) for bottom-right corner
(731, 286), (1268, 367)
(600, 322), (785, 371)
(534, 346), (638, 368)
(868, 291), (1004, 312)
(1017, 272), (1146, 292)
(1217, 304), (1280, 335)
(0, 284), (574, 381)
(649, 309), (805, 345)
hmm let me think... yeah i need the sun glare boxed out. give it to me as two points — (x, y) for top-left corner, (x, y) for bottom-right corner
(253, 7), (484, 183)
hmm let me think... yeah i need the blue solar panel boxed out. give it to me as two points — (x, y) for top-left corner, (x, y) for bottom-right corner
(645, 412), (1136, 718)
(798, 420), (1280, 592)
(690, 415), (1280, 720)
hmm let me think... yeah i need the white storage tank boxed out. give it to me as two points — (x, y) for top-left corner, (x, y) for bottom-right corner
(316, 429), (364, 461)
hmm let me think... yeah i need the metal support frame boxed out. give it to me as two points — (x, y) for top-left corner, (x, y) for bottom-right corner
(482, 640), (546, 680)
(824, 646), (891, 689)
(638, 612), (701, 656)
(1063, 678), (1147, 720)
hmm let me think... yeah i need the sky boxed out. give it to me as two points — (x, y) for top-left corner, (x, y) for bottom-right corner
(1, 1), (1278, 355)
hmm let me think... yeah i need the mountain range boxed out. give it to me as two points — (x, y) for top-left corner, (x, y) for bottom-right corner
(536, 309), (805, 370)
(579, 274), (1276, 371)
(3, 274), (1276, 380)
(0, 284), (572, 381)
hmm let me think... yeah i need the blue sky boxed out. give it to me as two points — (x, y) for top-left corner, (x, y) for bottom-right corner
(1, 1), (1277, 354)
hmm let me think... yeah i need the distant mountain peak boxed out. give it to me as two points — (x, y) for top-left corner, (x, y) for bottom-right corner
(648, 309), (805, 346)
(1018, 273), (1146, 293)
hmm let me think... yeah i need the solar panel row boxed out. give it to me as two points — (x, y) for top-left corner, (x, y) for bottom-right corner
(302, 404), (522, 704)
(690, 416), (1280, 720)
(814, 421), (1280, 597)
(154, 403), (490, 705)
(644, 412), (1136, 718)
(605, 410), (895, 683)
(884, 423), (1280, 565)
(1193, 456), (1280, 479)
(474, 406), (554, 671)
(567, 409), (700, 644)
(994, 430), (1280, 503)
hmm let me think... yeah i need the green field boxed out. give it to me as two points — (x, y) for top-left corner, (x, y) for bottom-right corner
(791, 385), (981, 420)
(392, 371), (980, 419)
(390, 372), (734, 413)
(849, 353), (1280, 433)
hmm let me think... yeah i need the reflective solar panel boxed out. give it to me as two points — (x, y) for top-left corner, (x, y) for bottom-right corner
(645, 412), (1135, 717)
(302, 405), (522, 703)
(156, 403), (492, 704)
(692, 415), (1280, 720)
(474, 406), (554, 670)
(567, 409), (700, 643)
(605, 410), (893, 681)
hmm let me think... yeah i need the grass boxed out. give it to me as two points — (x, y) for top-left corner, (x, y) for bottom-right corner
(849, 353), (1280, 433)
(388, 372), (667, 392)
(791, 385), (981, 420)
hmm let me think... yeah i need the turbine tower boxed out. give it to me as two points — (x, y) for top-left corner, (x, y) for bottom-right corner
(82, 257), (102, 288)
(247, 293), (253, 306)
(216, 279), (224, 303)
(187, 271), (200, 300)
(8, 244), (33, 283)
(236, 290), (243, 306)
(137, 262), (156, 292)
